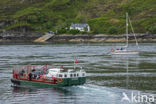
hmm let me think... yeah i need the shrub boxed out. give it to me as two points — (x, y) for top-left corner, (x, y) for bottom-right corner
(67, 29), (80, 35)
(107, 26), (118, 35)
(57, 28), (67, 34)
(148, 26), (156, 34)
(81, 31), (87, 34)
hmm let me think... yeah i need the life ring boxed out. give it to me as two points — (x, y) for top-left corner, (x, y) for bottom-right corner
(57, 78), (62, 82)
(110, 49), (115, 52)
(24, 73), (26, 78)
(45, 76), (48, 80)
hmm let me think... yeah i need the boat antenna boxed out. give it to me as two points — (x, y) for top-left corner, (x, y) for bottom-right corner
(73, 57), (79, 70)
(74, 58), (76, 69)
(126, 12), (129, 48)
(128, 17), (139, 49)
(73, 57), (77, 70)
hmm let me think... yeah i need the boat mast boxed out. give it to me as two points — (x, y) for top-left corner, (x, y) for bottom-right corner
(126, 12), (129, 48)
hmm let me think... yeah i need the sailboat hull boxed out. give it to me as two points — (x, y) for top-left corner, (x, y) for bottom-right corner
(111, 50), (139, 55)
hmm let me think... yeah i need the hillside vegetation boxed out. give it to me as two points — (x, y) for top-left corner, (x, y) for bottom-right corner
(0, 0), (155, 34)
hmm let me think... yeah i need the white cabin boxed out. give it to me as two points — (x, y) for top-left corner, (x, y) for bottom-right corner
(70, 23), (90, 32)
(46, 68), (86, 79)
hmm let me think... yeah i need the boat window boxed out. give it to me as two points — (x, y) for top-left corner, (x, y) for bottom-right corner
(51, 70), (57, 72)
(74, 74), (76, 77)
(59, 74), (62, 78)
(64, 74), (67, 78)
(70, 74), (73, 77)
(82, 73), (85, 76)
(77, 74), (79, 77)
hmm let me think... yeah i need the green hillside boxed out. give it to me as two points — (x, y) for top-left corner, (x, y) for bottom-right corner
(0, 0), (155, 34)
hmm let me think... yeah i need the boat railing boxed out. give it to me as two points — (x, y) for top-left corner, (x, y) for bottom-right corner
(12, 65), (64, 80)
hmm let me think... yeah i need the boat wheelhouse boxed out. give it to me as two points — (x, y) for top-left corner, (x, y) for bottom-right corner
(11, 65), (86, 88)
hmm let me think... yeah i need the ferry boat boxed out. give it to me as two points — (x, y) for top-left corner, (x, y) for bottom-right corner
(11, 64), (86, 88)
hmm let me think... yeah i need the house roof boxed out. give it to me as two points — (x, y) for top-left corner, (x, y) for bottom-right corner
(70, 23), (89, 28)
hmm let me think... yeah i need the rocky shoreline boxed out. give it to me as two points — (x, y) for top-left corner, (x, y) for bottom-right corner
(50, 34), (156, 42)
(0, 32), (42, 43)
(0, 32), (156, 43)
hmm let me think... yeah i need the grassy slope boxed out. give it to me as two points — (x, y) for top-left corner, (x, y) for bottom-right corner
(0, 0), (155, 34)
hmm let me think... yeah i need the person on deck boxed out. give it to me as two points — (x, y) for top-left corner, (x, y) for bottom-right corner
(29, 73), (32, 81)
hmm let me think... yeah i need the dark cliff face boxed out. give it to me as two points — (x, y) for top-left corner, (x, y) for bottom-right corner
(0, 0), (155, 34)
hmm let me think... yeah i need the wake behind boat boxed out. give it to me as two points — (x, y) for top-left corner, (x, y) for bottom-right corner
(11, 64), (86, 88)
(110, 13), (139, 55)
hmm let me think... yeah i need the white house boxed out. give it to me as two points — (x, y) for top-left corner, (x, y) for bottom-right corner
(70, 23), (90, 32)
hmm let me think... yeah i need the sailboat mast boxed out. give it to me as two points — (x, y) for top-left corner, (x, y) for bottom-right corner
(126, 12), (129, 47)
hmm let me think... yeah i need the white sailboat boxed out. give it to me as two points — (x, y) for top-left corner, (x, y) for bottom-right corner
(110, 13), (139, 55)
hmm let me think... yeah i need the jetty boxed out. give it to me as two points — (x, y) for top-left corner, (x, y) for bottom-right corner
(34, 33), (54, 43)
